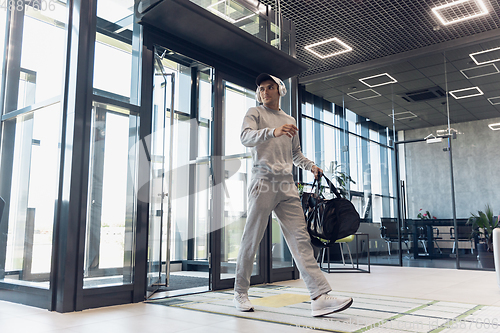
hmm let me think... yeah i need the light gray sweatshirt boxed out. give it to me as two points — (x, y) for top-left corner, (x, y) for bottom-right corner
(240, 105), (314, 179)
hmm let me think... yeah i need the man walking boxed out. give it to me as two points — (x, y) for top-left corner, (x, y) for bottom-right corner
(233, 73), (353, 317)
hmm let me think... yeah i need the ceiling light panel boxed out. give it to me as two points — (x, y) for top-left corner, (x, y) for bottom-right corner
(304, 38), (352, 59)
(388, 111), (417, 120)
(431, 0), (489, 26)
(460, 63), (500, 79)
(469, 46), (500, 65)
(359, 73), (398, 87)
(347, 89), (381, 100)
(487, 96), (500, 105)
(449, 87), (483, 99)
(489, 122), (500, 130)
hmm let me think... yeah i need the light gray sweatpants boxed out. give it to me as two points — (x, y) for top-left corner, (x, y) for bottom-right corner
(234, 176), (332, 300)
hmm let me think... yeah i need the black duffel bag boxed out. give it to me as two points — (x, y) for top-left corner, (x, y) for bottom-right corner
(300, 175), (360, 247)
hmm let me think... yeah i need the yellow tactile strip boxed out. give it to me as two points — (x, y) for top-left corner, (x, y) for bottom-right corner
(251, 293), (311, 308)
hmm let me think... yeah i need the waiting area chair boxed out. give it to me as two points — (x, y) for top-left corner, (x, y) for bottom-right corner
(450, 225), (474, 254)
(416, 226), (443, 255)
(317, 235), (355, 270)
(380, 218), (410, 256)
(317, 233), (373, 273)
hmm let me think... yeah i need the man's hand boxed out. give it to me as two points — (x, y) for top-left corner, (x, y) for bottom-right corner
(311, 165), (323, 180)
(274, 124), (298, 138)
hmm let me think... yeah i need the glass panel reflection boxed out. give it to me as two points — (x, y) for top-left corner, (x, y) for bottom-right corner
(93, 0), (138, 103)
(13, 2), (68, 112)
(83, 102), (138, 288)
(221, 81), (255, 278)
(190, 0), (264, 41)
(1, 103), (62, 288)
(271, 212), (293, 268)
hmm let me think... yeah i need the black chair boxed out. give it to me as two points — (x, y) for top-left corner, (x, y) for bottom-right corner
(450, 225), (474, 254)
(380, 218), (410, 256)
(416, 226), (443, 255)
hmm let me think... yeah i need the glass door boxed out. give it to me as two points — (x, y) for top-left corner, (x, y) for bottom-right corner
(147, 46), (215, 297)
(395, 134), (456, 265)
(146, 53), (174, 297)
(210, 73), (263, 290)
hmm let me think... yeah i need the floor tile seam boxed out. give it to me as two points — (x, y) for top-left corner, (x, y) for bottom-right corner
(428, 305), (485, 333)
(353, 299), (439, 332)
(406, 304), (478, 311)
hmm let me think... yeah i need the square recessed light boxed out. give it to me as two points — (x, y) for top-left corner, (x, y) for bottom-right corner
(449, 87), (483, 99)
(488, 122), (500, 130)
(469, 46), (500, 65)
(460, 63), (500, 79)
(359, 73), (398, 87)
(388, 111), (417, 121)
(488, 96), (500, 105)
(305, 38), (352, 59)
(347, 89), (381, 100)
(431, 0), (488, 25)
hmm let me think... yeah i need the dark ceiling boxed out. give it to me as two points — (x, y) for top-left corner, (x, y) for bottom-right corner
(259, 0), (500, 130)
(260, 0), (500, 78)
(304, 44), (500, 130)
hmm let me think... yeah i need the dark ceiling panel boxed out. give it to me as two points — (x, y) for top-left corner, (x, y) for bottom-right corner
(469, 73), (500, 85)
(399, 78), (437, 91)
(380, 62), (416, 74)
(418, 64), (447, 77)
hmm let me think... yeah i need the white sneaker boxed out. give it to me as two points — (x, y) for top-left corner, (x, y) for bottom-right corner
(311, 294), (353, 317)
(233, 292), (254, 312)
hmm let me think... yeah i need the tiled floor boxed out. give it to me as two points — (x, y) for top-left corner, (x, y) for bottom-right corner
(1, 266), (499, 332)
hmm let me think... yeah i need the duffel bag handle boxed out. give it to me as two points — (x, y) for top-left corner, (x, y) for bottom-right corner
(321, 175), (342, 198)
(310, 174), (342, 199)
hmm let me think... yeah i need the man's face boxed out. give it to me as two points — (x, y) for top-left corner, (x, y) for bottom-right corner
(258, 79), (280, 106)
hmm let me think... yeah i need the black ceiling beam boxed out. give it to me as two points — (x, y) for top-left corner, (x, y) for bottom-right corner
(138, 0), (308, 80)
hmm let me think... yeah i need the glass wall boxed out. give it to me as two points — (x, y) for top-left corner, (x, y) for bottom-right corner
(0, 9), (6, 84)
(302, 36), (500, 270)
(93, 0), (138, 104)
(300, 91), (396, 224)
(300, 89), (396, 267)
(1, 103), (62, 287)
(83, 102), (139, 288)
(220, 80), (255, 278)
(15, 2), (68, 111)
(0, 1), (68, 289)
(80, 0), (143, 290)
